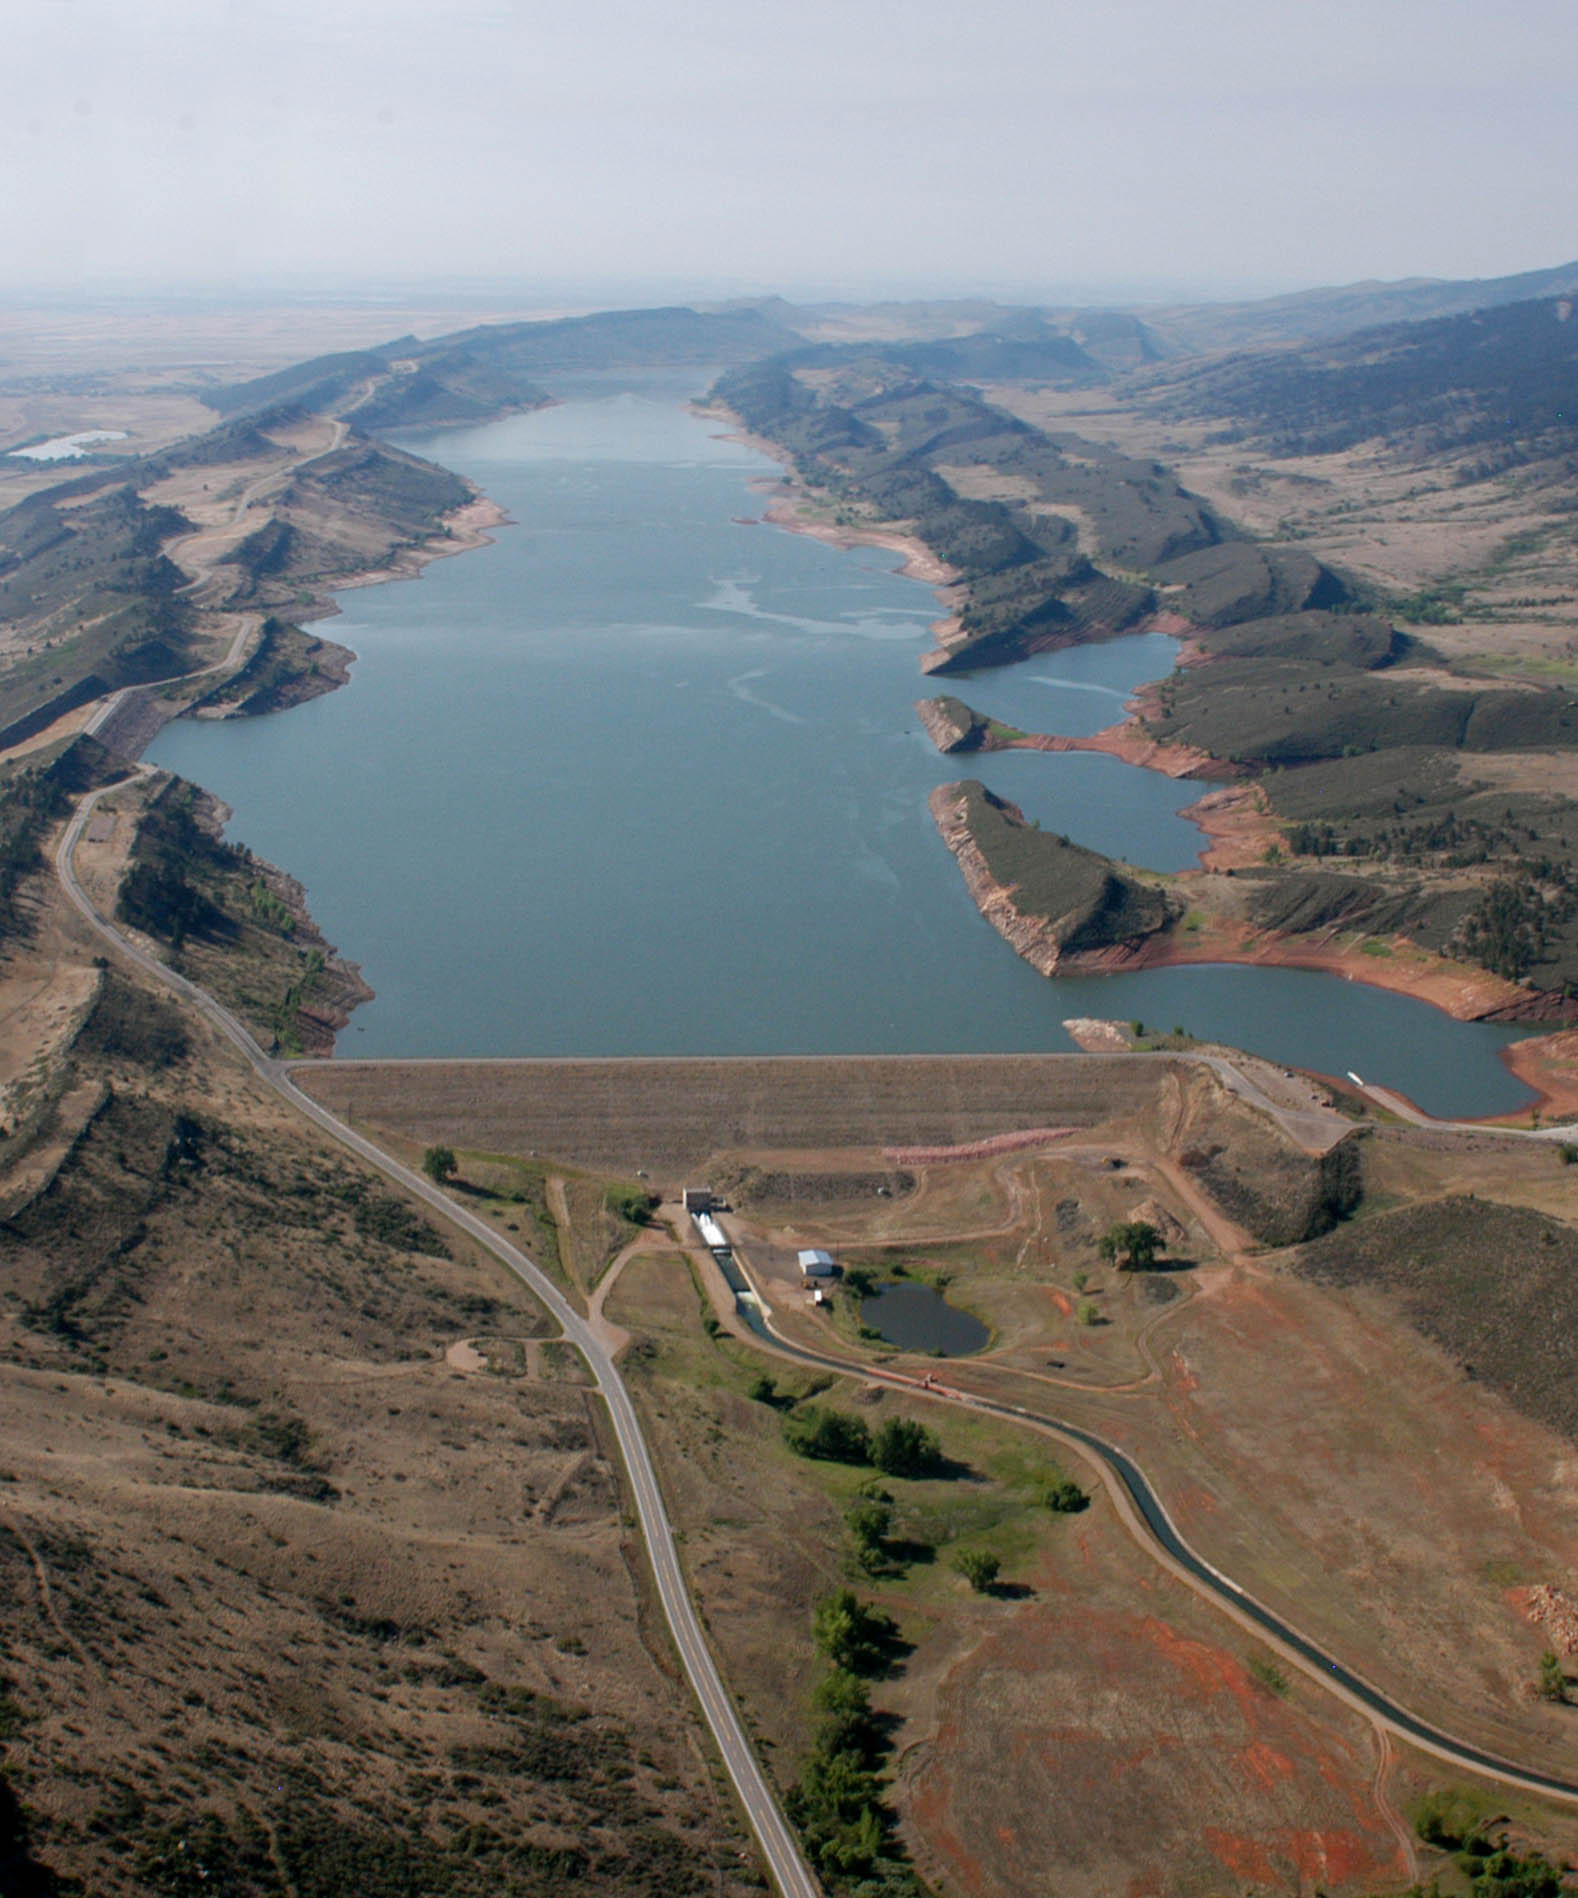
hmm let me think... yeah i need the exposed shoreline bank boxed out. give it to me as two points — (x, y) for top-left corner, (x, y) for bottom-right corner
(930, 775), (1575, 1120)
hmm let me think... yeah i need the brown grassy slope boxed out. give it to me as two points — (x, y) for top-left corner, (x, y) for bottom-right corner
(0, 957), (758, 1894)
(1289, 1194), (1578, 1440)
(1167, 1067), (1365, 1246)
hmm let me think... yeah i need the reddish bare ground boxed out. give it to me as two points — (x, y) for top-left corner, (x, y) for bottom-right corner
(1184, 782), (1285, 870)
(881, 1128), (1074, 1165)
(898, 1508), (1410, 1898)
(995, 721), (1233, 780)
(1502, 1029), (1578, 1122)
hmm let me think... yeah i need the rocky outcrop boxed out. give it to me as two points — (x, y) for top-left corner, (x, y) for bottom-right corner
(930, 780), (1176, 975)
(917, 696), (992, 753)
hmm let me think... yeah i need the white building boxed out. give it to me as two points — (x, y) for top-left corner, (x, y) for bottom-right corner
(797, 1248), (836, 1278)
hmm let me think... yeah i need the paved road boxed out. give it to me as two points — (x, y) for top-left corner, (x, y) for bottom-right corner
(54, 781), (822, 1898)
(1355, 1077), (1578, 1140)
(732, 1272), (1578, 1810)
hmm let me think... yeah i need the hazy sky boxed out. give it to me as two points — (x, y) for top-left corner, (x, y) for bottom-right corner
(7, 0), (1577, 304)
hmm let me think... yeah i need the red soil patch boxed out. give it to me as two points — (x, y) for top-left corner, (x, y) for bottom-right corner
(882, 1127), (1073, 1164)
(1238, 1739), (1297, 1792)
(1502, 1028), (1578, 1122)
(994, 721), (1232, 781)
(1142, 1615), (1256, 1707)
(902, 1590), (1408, 1898)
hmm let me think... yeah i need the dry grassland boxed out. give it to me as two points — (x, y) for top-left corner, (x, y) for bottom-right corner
(624, 1071), (1578, 1889)
(599, 1203), (1425, 1898)
(988, 381), (1578, 677)
(0, 891), (759, 1893)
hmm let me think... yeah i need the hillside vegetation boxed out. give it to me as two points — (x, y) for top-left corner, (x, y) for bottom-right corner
(952, 780), (1173, 955)
(205, 304), (803, 432)
(1158, 295), (1578, 474)
(714, 351), (1350, 673)
(0, 485), (199, 744)
(717, 297), (1578, 1005)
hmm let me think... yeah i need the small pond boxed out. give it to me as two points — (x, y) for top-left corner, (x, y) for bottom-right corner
(861, 1281), (989, 1356)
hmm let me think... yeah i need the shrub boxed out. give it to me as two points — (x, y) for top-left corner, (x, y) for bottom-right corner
(954, 1550), (1000, 1593)
(605, 1183), (657, 1225)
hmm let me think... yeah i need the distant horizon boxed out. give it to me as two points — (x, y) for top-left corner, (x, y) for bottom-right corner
(1, 249), (1575, 319)
(10, 0), (1576, 303)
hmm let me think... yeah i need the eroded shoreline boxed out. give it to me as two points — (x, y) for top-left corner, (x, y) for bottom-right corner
(710, 396), (1578, 1119)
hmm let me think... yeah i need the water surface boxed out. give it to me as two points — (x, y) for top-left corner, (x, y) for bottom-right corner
(146, 379), (1536, 1117)
(862, 1282), (990, 1356)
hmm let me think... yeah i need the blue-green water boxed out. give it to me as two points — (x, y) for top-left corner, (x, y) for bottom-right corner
(146, 376), (1536, 1116)
(862, 1282), (990, 1356)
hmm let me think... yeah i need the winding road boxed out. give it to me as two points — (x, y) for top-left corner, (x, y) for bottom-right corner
(54, 778), (822, 1898)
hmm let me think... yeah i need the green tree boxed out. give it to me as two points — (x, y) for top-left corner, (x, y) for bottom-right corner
(1043, 1479), (1089, 1514)
(783, 1405), (872, 1466)
(1538, 1649), (1568, 1703)
(846, 1492), (894, 1575)
(812, 1590), (897, 1675)
(1098, 1220), (1163, 1271)
(811, 1668), (883, 1759)
(954, 1550), (1000, 1593)
(871, 1415), (942, 1478)
(421, 1144), (457, 1185)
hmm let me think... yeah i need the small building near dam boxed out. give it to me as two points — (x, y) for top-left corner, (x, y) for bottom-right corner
(798, 1248), (836, 1278)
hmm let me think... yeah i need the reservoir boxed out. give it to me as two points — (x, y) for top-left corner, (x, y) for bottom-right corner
(147, 374), (1536, 1117)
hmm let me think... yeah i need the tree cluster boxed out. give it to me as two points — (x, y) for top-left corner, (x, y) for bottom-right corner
(787, 1596), (920, 1894)
(782, 1406), (944, 1477)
